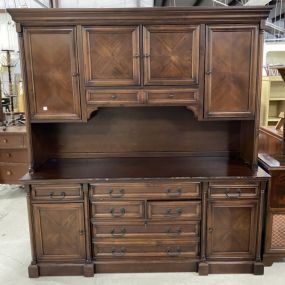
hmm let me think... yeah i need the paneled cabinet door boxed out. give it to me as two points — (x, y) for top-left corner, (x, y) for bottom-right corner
(207, 200), (258, 259)
(204, 25), (258, 118)
(82, 26), (140, 86)
(33, 203), (86, 261)
(143, 25), (199, 85)
(24, 27), (81, 121)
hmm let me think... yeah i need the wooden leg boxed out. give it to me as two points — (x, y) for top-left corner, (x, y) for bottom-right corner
(253, 262), (264, 275)
(198, 262), (209, 276)
(28, 263), (39, 278)
(83, 263), (94, 277)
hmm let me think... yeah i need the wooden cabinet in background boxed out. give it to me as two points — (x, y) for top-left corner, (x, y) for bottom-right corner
(204, 25), (258, 118)
(24, 27), (81, 121)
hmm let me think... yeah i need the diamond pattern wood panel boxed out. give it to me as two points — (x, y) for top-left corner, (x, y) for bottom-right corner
(143, 25), (199, 85)
(204, 25), (258, 118)
(33, 203), (86, 261)
(271, 214), (285, 249)
(83, 26), (140, 86)
(24, 28), (81, 120)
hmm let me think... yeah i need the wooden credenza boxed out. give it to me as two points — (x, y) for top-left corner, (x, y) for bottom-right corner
(0, 126), (28, 184)
(8, 7), (271, 277)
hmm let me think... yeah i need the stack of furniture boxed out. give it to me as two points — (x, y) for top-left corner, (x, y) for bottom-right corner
(0, 126), (28, 183)
(258, 65), (285, 266)
(9, 7), (271, 277)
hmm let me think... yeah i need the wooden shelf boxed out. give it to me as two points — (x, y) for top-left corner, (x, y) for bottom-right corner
(21, 157), (269, 183)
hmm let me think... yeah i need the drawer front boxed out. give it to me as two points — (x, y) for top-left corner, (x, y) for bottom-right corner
(147, 89), (198, 105)
(0, 149), (28, 163)
(90, 182), (200, 200)
(92, 221), (200, 239)
(91, 201), (144, 219)
(147, 201), (201, 220)
(94, 240), (199, 258)
(0, 134), (26, 149)
(0, 163), (28, 184)
(86, 90), (139, 105)
(209, 182), (259, 199)
(31, 184), (83, 201)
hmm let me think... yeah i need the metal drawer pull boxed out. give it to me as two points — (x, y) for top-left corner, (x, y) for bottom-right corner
(168, 94), (175, 99)
(111, 94), (117, 99)
(225, 188), (241, 198)
(166, 227), (182, 236)
(111, 247), (126, 257)
(111, 227), (126, 237)
(166, 246), (181, 257)
(109, 189), (125, 198)
(133, 53), (140, 58)
(49, 192), (66, 200)
(166, 188), (182, 197)
(110, 207), (126, 217)
(165, 208), (183, 217)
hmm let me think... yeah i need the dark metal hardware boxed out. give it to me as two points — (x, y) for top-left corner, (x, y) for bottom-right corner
(72, 72), (79, 77)
(111, 227), (126, 237)
(109, 188), (125, 198)
(205, 71), (212, 75)
(165, 208), (183, 217)
(111, 94), (117, 99)
(143, 53), (150, 58)
(166, 188), (182, 197)
(79, 230), (85, 236)
(166, 227), (182, 236)
(208, 227), (214, 233)
(166, 246), (181, 257)
(133, 54), (140, 58)
(168, 94), (175, 99)
(111, 247), (126, 257)
(110, 207), (126, 217)
(49, 191), (66, 200)
(225, 188), (241, 198)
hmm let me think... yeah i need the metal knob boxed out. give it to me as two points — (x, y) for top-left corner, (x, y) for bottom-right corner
(111, 94), (117, 100)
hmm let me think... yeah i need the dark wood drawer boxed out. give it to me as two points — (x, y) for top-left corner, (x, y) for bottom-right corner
(94, 239), (199, 258)
(90, 182), (200, 200)
(0, 134), (26, 149)
(86, 90), (139, 106)
(209, 182), (259, 199)
(31, 184), (83, 201)
(147, 201), (201, 220)
(0, 163), (28, 184)
(92, 220), (200, 239)
(0, 149), (28, 163)
(147, 89), (198, 105)
(91, 201), (144, 219)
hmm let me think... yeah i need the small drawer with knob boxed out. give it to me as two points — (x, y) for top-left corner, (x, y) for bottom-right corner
(147, 201), (201, 220)
(90, 182), (200, 200)
(0, 133), (26, 149)
(92, 220), (200, 239)
(147, 89), (198, 105)
(0, 149), (28, 163)
(31, 184), (83, 201)
(86, 90), (139, 106)
(209, 182), (259, 199)
(0, 163), (28, 184)
(93, 239), (199, 259)
(91, 201), (144, 219)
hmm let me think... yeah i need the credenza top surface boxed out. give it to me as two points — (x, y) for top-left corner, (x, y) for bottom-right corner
(21, 156), (269, 184)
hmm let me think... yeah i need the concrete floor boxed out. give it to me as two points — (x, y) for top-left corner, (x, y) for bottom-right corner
(1, 185), (285, 285)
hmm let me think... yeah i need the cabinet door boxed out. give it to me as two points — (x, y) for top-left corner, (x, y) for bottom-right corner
(143, 25), (199, 85)
(204, 25), (258, 118)
(33, 203), (86, 261)
(24, 27), (81, 121)
(207, 200), (258, 259)
(82, 26), (140, 86)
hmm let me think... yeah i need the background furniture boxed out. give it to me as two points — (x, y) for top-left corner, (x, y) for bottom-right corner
(9, 7), (270, 277)
(0, 126), (28, 183)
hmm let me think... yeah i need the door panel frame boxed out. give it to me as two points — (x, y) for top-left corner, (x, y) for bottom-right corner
(82, 26), (140, 86)
(23, 27), (82, 121)
(204, 25), (258, 118)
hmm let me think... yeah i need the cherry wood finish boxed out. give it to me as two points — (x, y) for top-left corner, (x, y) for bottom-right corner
(204, 25), (258, 118)
(8, 7), (271, 277)
(259, 126), (283, 155)
(24, 27), (81, 121)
